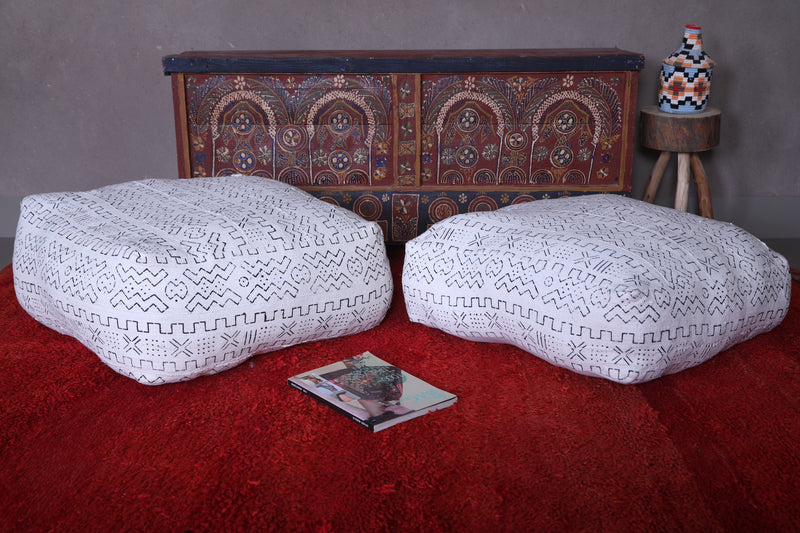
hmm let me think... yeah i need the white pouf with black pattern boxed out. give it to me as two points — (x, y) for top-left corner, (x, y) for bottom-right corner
(402, 194), (790, 384)
(13, 175), (393, 384)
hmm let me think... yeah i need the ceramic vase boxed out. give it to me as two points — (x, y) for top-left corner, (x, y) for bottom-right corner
(658, 25), (716, 113)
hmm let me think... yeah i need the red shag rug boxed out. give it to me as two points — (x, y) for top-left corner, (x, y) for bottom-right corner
(1, 247), (799, 532)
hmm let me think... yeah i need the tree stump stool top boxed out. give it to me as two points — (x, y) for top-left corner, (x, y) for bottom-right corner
(640, 105), (720, 153)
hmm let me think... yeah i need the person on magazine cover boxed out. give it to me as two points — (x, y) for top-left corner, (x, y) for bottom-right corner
(298, 374), (372, 420)
(320, 354), (412, 425)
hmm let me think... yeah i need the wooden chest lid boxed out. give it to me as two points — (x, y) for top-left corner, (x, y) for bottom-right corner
(163, 48), (645, 74)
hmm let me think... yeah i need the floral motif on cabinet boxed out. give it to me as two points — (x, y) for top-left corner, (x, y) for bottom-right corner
(186, 74), (393, 186)
(420, 73), (623, 188)
(182, 70), (631, 242)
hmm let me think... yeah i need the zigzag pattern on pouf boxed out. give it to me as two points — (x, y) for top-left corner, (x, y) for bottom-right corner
(402, 194), (790, 384)
(13, 175), (393, 384)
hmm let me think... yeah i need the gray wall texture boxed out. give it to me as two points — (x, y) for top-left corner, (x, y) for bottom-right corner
(2, 0), (799, 239)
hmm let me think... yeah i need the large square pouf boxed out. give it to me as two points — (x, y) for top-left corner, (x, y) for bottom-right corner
(13, 175), (393, 384)
(402, 194), (790, 384)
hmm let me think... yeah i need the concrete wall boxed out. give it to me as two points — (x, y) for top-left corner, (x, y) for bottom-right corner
(2, 0), (799, 239)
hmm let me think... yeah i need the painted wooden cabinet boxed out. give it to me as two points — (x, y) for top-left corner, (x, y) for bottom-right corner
(164, 49), (644, 242)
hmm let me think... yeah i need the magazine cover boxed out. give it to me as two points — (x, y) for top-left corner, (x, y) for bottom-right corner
(288, 351), (457, 432)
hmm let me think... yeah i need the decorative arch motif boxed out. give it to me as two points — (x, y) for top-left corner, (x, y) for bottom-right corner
(526, 77), (622, 185)
(433, 91), (510, 139)
(529, 90), (605, 147)
(428, 91), (510, 186)
(306, 91), (378, 147)
(210, 91), (279, 141)
(210, 91), (280, 177)
(190, 74), (393, 186)
(420, 74), (624, 188)
(305, 91), (379, 185)
(180, 66), (636, 243)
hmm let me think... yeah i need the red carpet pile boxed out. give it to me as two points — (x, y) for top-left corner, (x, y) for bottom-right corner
(1, 247), (799, 532)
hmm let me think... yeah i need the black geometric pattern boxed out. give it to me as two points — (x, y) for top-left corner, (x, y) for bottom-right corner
(13, 175), (393, 384)
(402, 194), (790, 384)
(658, 26), (715, 113)
(658, 66), (713, 112)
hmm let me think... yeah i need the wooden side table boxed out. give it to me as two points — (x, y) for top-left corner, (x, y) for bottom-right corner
(640, 105), (720, 218)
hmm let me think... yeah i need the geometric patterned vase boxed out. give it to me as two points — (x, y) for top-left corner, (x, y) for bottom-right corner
(658, 25), (716, 113)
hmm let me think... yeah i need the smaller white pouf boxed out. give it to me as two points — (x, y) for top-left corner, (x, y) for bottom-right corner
(13, 175), (393, 384)
(402, 194), (791, 384)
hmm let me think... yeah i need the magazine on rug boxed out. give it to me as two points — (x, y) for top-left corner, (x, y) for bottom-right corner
(288, 351), (457, 432)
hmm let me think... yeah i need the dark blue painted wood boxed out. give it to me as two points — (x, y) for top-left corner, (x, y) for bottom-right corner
(163, 49), (645, 75)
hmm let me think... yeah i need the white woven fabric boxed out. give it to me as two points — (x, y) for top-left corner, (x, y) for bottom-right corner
(402, 194), (791, 384)
(13, 175), (393, 384)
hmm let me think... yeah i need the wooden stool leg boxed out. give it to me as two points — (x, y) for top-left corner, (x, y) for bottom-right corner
(675, 153), (691, 212)
(642, 151), (672, 204)
(690, 153), (714, 219)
